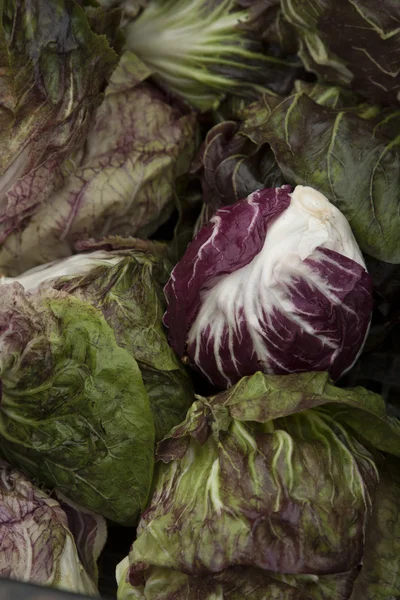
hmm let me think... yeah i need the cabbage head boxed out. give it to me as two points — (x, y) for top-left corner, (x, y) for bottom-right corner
(117, 371), (400, 600)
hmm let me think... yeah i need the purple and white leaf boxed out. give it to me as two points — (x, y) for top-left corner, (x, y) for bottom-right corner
(0, 460), (102, 595)
(164, 185), (373, 388)
(56, 493), (107, 586)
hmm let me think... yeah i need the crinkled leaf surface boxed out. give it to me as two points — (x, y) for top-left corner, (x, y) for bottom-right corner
(349, 456), (400, 600)
(124, 372), (400, 583)
(0, 460), (100, 595)
(0, 0), (117, 268)
(0, 51), (198, 275)
(280, 0), (400, 106)
(118, 564), (357, 600)
(242, 92), (400, 262)
(6, 246), (194, 442)
(192, 119), (284, 220)
(0, 284), (155, 524)
(49, 250), (194, 441)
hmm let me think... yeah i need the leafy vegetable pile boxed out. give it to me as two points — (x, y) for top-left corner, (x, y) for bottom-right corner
(0, 0), (399, 599)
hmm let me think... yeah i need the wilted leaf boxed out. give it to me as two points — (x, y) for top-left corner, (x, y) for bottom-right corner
(0, 0), (117, 268)
(0, 51), (198, 275)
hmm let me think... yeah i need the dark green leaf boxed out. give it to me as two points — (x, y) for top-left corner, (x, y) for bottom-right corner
(192, 119), (284, 219)
(280, 0), (400, 106)
(52, 250), (194, 442)
(242, 92), (400, 262)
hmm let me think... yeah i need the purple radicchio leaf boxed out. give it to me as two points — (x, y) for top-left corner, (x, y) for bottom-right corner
(164, 185), (373, 389)
(0, 50), (198, 276)
(164, 184), (292, 360)
(0, 0), (117, 264)
(56, 493), (107, 587)
(0, 460), (100, 595)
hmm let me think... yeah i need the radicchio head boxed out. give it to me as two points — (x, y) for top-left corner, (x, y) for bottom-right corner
(164, 185), (373, 388)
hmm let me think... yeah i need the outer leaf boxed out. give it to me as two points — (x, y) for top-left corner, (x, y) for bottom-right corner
(57, 493), (107, 586)
(0, 0), (117, 263)
(164, 186), (291, 360)
(123, 0), (303, 112)
(242, 93), (400, 263)
(349, 456), (400, 599)
(48, 253), (172, 369)
(84, 5), (124, 51)
(164, 186), (372, 388)
(54, 251), (193, 441)
(216, 371), (385, 418)
(193, 84), (385, 220)
(5, 247), (194, 442)
(118, 564), (357, 600)
(193, 84), (375, 226)
(0, 460), (100, 595)
(0, 284), (155, 525)
(280, 0), (400, 106)
(0, 51), (198, 275)
(293, 82), (381, 118)
(191, 119), (284, 219)
(122, 372), (400, 596)
(127, 377), (397, 579)
(214, 371), (400, 457)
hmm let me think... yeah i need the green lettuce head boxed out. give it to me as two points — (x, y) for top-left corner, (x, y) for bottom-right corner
(117, 371), (400, 599)
(123, 0), (302, 112)
(0, 244), (193, 524)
